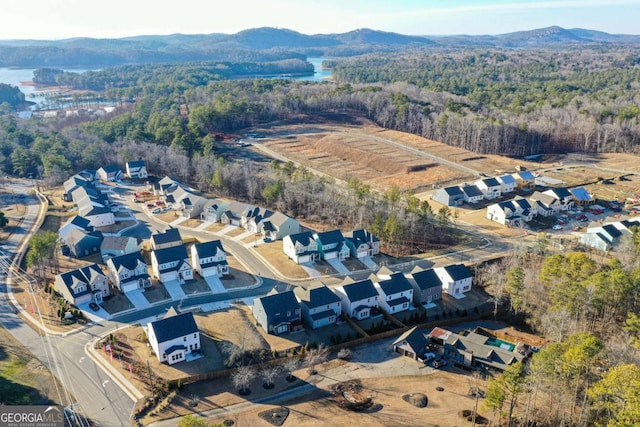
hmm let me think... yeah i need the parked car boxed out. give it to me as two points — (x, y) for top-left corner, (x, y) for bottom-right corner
(151, 207), (162, 214)
(552, 224), (563, 230)
(89, 302), (100, 312)
(263, 237), (272, 243)
(432, 359), (447, 369)
(422, 352), (437, 363)
(155, 200), (165, 206)
(577, 214), (589, 222)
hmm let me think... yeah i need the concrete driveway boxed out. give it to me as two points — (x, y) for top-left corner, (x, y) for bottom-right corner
(327, 258), (350, 275)
(125, 289), (152, 309)
(204, 276), (226, 294)
(163, 280), (187, 300)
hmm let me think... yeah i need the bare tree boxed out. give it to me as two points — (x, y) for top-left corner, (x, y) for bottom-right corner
(220, 341), (243, 368)
(282, 357), (299, 382)
(231, 365), (256, 394)
(260, 365), (280, 389)
(304, 344), (330, 375)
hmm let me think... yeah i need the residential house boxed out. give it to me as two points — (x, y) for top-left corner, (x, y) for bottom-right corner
(59, 215), (93, 242)
(147, 308), (200, 365)
(374, 272), (413, 314)
(461, 184), (484, 204)
(63, 174), (93, 202)
(475, 177), (502, 200)
(252, 291), (302, 335)
(54, 264), (109, 306)
(125, 160), (147, 179)
(497, 174), (518, 194)
(570, 187), (594, 206)
(200, 199), (230, 223)
(150, 228), (182, 250)
(333, 278), (379, 320)
(313, 229), (350, 261)
(392, 327), (429, 360)
(345, 229), (380, 259)
(294, 283), (342, 329)
(579, 224), (624, 252)
(432, 186), (464, 207)
(77, 196), (115, 227)
(486, 198), (534, 226)
(434, 264), (473, 296)
(282, 231), (320, 264)
(106, 252), (150, 293)
(428, 327), (524, 372)
(529, 191), (561, 216)
(100, 236), (139, 261)
(63, 228), (103, 258)
(190, 240), (229, 277)
(543, 187), (574, 211)
(512, 171), (536, 190)
(152, 176), (185, 197)
(151, 245), (193, 284)
(220, 201), (249, 226)
(241, 206), (300, 240)
(408, 267), (442, 305)
(71, 185), (109, 207)
(97, 165), (123, 182)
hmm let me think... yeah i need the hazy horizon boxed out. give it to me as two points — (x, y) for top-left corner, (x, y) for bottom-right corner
(2, 0), (640, 41)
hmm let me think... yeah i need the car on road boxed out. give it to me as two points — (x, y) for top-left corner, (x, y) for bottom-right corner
(576, 214), (589, 222)
(89, 302), (100, 312)
(432, 359), (447, 369)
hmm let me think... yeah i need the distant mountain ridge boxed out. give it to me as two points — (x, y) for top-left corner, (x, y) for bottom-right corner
(0, 26), (638, 68)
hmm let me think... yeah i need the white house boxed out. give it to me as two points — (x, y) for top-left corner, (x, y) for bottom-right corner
(282, 231), (319, 264)
(151, 245), (193, 284)
(97, 165), (123, 182)
(100, 235), (139, 261)
(125, 160), (147, 179)
(147, 308), (200, 365)
(294, 284), (342, 329)
(345, 229), (380, 259)
(106, 252), (151, 293)
(461, 184), (485, 204)
(475, 177), (502, 200)
(434, 264), (473, 296)
(542, 188), (574, 211)
(150, 228), (182, 250)
(497, 174), (518, 194)
(54, 264), (110, 306)
(190, 240), (228, 277)
(579, 224), (624, 252)
(374, 272), (413, 314)
(333, 278), (379, 320)
(486, 198), (534, 226)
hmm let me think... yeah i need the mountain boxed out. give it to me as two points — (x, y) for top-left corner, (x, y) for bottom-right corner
(0, 26), (638, 68)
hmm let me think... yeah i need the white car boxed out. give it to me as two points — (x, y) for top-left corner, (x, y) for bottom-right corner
(552, 224), (563, 230)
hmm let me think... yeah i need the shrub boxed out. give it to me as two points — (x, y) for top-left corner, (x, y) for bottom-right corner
(337, 348), (352, 360)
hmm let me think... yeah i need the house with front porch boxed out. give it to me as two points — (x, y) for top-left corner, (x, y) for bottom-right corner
(374, 272), (413, 314)
(529, 191), (562, 216)
(345, 229), (380, 259)
(486, 198), (534, 226)
(334, 278), (379, 320)
(220, 201), (249, 226)
(294, 283), (342, 329)
(313, 229), (350, 261)
(150, 245), (193, 284)
(282, 231), (319, 264)
(147, 308), (200, 365)
(97, 165), (123, 182)
(54, 264), (110, 306)
(434, 264), (473, 296)
(252, 291), (302, 335)
(543, 187), (574, 211)
(200, 199), (230, 223)
(408, 267), (443, 306)
(106, 252), (151, 293)
(125, 160), (147, 179)
(190, 240), (228, 278)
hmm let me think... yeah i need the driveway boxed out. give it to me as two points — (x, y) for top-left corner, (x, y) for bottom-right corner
(204, 276), (226, 294)
(327, 258), (350, 275)
(299, 262), (321, 278)
(362, 256), (378, 270)
(163, 280), (187, 300)
(125, 289), (152, 310)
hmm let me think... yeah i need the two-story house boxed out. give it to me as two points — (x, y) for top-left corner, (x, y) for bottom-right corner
(374, 272), (413, 314)
(200, 199), (230, 223)
(543, 187), (574, 211)
(100, 235), (139, 262)
(54, 264), (110, 306)
(150, 245), (193, 284)
(313, 229), (350, 261)
(432, 186), (465, 207)
(345, 229), (380, 259)
(252, 291), (302, 335)
(294, 284), (342, 329)
(475, 177), (502, 200)
(150, 228), (182, 250)
(408, 267), (443, 306)
(497, 174), (518, 194)
(333, 278), (379, 320)
(125, 160), (147, 179)
(282, 231), (320, 264)
(96, 165), (124, 182)
(435, 264), (473, 296)
(461, 184), (485, 204)
(106, 252), (151, 293)
(512, 171), (536, 190)
(147, 308), (200, 365)
(190, 240), (228, 278)
(486, 198), (534, 226)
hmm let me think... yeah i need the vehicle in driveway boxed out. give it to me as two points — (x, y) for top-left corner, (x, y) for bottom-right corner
(577, 214), (589, 222)
(89, 302), (100, 311)
(421, 352), (437, 363)
(151, 207), (162, 214)
(432, 359), (447, 369)
(552, 224), (563, 230)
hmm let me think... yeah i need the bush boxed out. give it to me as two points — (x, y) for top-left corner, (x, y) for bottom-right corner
(337, 348), (352, 360)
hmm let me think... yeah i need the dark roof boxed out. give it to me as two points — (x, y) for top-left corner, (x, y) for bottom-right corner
(256, 291), (300, 316)
(481, 177), (500, 187)
(443, 264), (472, 281)
(149, 312), (198, 344)
(294, 284), (341, 309)
(462, 185), (484, 197)
(287, 231), (315, 246)
(153, 245), (188, 265)
(66, 215), (92, 230)
(309, 309), (338, 322)
(101, 236), (136, 252)
(376, 272), (413, 296)
(126, 160), (145, 169)
(192, 240), (225, 258)
(314, 229), (345, 245)
(165, 345), (186, 355)
(442, 186), (464, 196)
(151, 228), (182, 246)
(341, 279), (378, 302)
(108, 252), (146, 271)
(100, 165), (121, 173)
(512, 198), (532, 210)
(58, 269), (92, 298)
(411, 268), (442, 290)
(386, 296), (410, 307)
(350, 229), (379, 244)
(392, 326), (428, 356)
(547, 187), (572, 199)
(601, 224), (622, 238)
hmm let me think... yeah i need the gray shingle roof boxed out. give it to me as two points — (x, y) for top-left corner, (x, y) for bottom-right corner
(462, 185), (484, 197)
(411, 268), (442, 290)
(376, 272), (413, 296)
(392, 326), (428, 356)
(151, 228), (182, 246)
(342, 279), (378, 302)
(108, 252), (146, 271)
(149, 312), (198, 344)
(443, 264), (472, 281)
(192, 240), (225, 258)
(294, 284), (341, 309)
(314, 229), (345, 245)
(153, 245), (188, 266)
(256, 291), (300, 316)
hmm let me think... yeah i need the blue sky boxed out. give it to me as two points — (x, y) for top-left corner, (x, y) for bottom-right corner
(2, 0), (639, 40)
